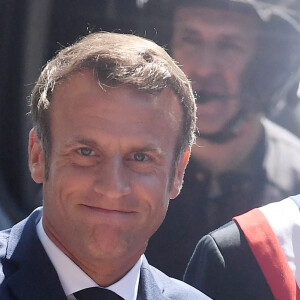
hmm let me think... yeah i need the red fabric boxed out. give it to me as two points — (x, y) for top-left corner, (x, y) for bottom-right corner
(233, 208), (300, 300)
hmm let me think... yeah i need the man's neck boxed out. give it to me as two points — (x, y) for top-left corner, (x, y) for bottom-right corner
(42, 217), (145, 287)
(59, 241), (144, 287)
(37, 218), (142, 299)
(192, 113), (263, 176)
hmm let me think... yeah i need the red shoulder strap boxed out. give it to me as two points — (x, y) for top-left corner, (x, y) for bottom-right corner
(233, 208), (300, 300)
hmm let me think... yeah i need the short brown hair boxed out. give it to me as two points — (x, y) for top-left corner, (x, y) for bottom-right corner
(30, 32), (196, 174)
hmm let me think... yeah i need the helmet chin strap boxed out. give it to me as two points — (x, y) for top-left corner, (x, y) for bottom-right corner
(197, 109), (248, 143)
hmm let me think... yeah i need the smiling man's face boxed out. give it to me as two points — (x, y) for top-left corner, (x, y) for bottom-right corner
(29, 69), (188, 274)
(172, 6), (259, 135)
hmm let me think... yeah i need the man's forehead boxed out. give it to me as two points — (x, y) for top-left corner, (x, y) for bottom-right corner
(173, 5), (260, 33)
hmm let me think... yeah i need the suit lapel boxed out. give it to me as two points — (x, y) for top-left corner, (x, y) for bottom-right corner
(2, 208), (67, 300)
(139, 258), (169, 300)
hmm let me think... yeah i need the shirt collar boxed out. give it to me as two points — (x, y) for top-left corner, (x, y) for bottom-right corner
(36, 218), (142, 300)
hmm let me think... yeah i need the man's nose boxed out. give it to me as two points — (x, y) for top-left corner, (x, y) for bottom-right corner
(93, 157), (131, 199)
(191, 46), (220, 78)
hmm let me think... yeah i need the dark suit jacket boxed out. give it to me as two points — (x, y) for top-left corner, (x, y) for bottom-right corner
(0, 208), (206, 300)
(184, 220), (275, 300)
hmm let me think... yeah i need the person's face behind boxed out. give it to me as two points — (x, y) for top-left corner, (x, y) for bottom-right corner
(29, 69), (188, 270)
(172, 6), (259, 135)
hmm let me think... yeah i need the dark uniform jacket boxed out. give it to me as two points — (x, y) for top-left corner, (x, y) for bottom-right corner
(184, 220), (275, 300)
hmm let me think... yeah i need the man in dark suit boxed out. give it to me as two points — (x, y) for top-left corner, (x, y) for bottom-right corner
(0, 32), (209, 299)
(184, 194), (300, 299)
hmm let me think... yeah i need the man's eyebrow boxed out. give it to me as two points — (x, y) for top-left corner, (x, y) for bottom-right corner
(174, 26), (203, 41)
(131, 144), (164, 155)
(64, 138), (99, 148)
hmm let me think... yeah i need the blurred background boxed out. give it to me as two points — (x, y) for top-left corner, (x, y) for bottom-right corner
(1, 0), (300, 229)
(0, 0), (145, 226)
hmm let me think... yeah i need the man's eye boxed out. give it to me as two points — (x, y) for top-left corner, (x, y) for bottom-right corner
(133, 153), (147, 162)
(77, 148), (94, 156)
(181, 35), (201, 46)
(220, 41), (243, 53)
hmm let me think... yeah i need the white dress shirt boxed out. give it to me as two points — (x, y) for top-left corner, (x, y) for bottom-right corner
(36, 218), (142, 300)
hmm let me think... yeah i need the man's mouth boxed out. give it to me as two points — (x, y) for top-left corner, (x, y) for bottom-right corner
(195, 91), (228, 104)
(81, 204), (135, 214)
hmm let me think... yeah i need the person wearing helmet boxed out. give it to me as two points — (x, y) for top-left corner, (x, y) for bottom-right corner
(141, 0), (300, 280)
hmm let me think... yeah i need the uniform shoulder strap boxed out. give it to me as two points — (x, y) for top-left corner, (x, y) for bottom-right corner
(233, 208), (300, 300)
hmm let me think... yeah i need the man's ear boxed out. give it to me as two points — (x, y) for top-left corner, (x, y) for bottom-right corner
(28, 129), (45, 183)
(170, 148), (191, 199)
